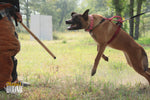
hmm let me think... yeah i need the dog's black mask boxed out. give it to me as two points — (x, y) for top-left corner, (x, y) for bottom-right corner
(66, 13), (82, 30)
(66, 9), (89, 30)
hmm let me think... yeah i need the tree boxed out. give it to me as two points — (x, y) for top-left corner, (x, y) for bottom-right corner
(129, 0), (134, 38)
(134, 0), (146, 40)
(28, 0), (78, 31)
(19, 0), (150, 33)
(55, 0), (77, 27)
(20, 0), (31, 28)
(112, 0), (124, 16)
(80, 0), (110, 17)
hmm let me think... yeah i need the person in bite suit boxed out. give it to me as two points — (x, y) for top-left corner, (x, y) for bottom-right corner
(0, 0), (30, 91)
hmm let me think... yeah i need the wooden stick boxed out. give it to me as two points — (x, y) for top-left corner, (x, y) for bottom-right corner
(20, 22), (56, 59)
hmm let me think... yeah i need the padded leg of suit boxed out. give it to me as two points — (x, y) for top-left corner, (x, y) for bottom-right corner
(0, 53), (13, 89)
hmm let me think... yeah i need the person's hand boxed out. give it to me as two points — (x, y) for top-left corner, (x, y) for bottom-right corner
(15, 12), (22, 22)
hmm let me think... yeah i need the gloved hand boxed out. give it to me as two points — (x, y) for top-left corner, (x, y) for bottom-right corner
(15, 12), (22, 22)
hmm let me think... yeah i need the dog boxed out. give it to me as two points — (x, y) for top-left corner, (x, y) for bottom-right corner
(66, 9), (150, 84)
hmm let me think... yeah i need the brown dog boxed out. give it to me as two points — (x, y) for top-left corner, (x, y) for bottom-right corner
(66, 9), (150, 84)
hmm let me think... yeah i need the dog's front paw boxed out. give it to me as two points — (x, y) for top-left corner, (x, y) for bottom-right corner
(91, 69), (96, 76)
(104, 56), (109, 62)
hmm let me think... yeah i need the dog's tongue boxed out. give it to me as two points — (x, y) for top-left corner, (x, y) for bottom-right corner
(67, 26), (71, 29)
(68, 25), (73, 29)
(67, 26), (71, 30)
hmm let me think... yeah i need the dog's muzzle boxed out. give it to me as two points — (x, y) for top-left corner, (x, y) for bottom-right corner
(66, 20), (73, 24)
(66, 20), (76, 30)
(66, 20), (82, 30)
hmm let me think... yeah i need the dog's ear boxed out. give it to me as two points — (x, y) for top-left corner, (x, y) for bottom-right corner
(71, 12), (77, 16)
(82, 9), (89, 21)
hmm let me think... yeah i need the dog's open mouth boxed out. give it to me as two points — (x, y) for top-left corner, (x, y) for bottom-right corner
(68, 24), (78, 30)
(66, 20), (81, 30)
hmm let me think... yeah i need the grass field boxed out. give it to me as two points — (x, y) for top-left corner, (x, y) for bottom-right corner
(1, 31), (150, 100)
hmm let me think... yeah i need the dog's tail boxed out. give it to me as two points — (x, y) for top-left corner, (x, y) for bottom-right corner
(141, 48), (150, 75)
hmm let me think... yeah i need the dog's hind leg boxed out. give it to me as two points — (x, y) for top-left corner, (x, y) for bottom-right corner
(91, 43), (107, 76)
(131, 59), (150, 84)
(97, 45), (109, 62)
(141, 48), (150, 76)
(127, 48), (150, 84)
(134, 67), (150, 84)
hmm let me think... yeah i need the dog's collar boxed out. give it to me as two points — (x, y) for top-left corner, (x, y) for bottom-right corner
(85, 15), (94, 32)
(85, 15), (105, 33)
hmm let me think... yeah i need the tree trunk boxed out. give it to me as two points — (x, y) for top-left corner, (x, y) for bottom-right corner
(134, 0), (143, 40)
(26, 0), (30, 28)
(129, 0), (134, 38)
(59, 8), (65, 27)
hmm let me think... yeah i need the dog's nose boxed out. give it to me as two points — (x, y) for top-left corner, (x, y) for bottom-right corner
(65, 21), (68, 24)
(66, 20), (72, 24)
(66, 20), (69, 24)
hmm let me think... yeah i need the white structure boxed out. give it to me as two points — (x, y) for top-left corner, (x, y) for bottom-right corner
(30, 15), (53, 40)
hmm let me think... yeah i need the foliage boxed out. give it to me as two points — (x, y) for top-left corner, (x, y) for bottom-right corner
(80, 0), (109, 15)
(22, 0), (78, 31)
(20, 0), (32, 28)
(136, 36), (150, 45)
(111, 0), (125, 16)
(19, 0), (150, 38)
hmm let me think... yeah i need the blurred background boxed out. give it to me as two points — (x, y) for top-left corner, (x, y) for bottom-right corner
(18, 0), (150, 40)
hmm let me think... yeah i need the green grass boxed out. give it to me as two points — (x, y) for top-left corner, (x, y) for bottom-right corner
(136, 31), (150, 46)
(137, 37), (150, 45)
(1, 32), (150, 100)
